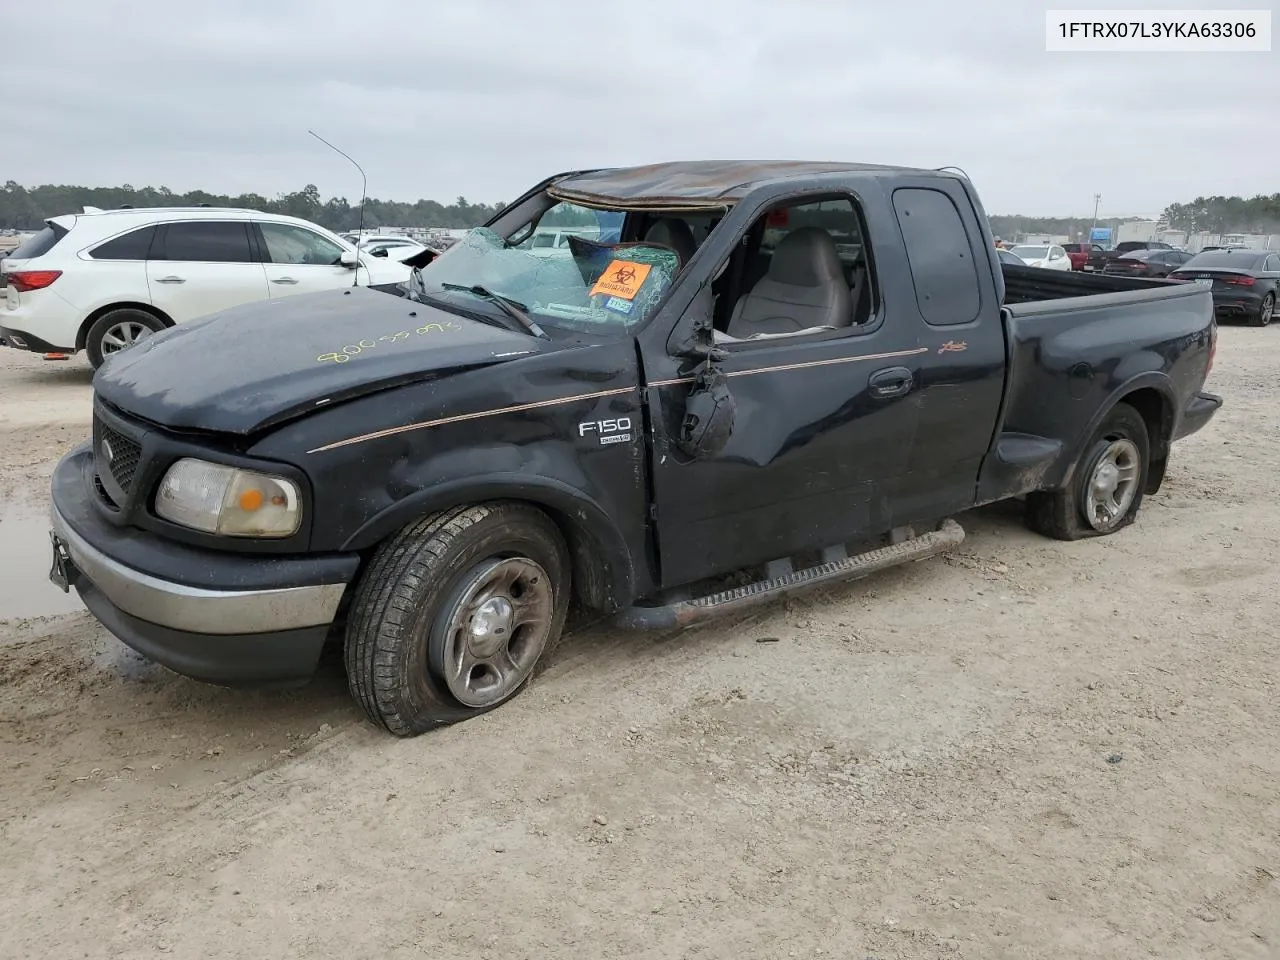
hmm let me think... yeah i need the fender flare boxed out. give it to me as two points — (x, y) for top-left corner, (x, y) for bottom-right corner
(1054, 371), (1176, 490)
(340, 473), (637, 612)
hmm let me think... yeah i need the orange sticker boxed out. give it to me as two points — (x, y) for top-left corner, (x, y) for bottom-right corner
(589, 259), (652, 301)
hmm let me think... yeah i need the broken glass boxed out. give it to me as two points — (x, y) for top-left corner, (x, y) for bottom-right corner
(417, 227), (680, 334)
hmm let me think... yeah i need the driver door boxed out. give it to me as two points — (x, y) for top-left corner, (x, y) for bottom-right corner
(639, 193), (924, 590)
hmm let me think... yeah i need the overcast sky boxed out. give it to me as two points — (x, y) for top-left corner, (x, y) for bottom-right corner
(4, 0), (1275, 217)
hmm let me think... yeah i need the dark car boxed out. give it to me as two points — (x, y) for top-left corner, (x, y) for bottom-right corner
(1062, 242), (1104, 271)
(1101, 247), (1194, 278)
(46, 159), (1221, 736)
(1085, 240), (1174, 272)
(1170, 248), (1280, 326)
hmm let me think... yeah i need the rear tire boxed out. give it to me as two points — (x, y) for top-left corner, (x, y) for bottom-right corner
(85, 308), (165, 369)
(1253, 292), (1274, 327)
(344, 502), (570, 737)
(1025, 402), (1150, 541)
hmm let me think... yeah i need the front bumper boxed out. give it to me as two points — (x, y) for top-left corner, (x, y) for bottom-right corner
(50, 444), (360, 686)
(1174, 390), (1222, 442)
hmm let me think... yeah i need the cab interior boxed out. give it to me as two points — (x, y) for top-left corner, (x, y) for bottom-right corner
(520, 195), (878, 341)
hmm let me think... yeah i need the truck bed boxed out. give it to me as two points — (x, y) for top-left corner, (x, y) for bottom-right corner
(1001, 263), (1171, 305)
(977, 262), (1216, 508)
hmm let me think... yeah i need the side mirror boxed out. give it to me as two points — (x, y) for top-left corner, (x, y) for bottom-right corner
(676, 363), (736, 460)
(371, 248), (388, 258)
(340, 250), (358, 268)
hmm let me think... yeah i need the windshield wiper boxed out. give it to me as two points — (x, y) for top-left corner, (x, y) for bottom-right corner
(439, 283), (550, 339)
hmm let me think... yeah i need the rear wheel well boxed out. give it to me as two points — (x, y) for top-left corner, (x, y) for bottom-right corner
(1118, 388), (1171, 493)
(76, 302), (174, 351)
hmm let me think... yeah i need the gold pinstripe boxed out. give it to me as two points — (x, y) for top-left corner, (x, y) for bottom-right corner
(306, 386), (635, 454)
(648, 345), (929, 387)
(307, 345), (930, 454)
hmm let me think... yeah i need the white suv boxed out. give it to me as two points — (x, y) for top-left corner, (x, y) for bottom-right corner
(0, 207), (411, 368)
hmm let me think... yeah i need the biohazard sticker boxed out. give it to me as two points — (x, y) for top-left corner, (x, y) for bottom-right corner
(589, 259), (652, 300)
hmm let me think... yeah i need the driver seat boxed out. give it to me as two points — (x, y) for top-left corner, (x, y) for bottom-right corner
(726, 227), (853, 338)
(643, 218), (698, 268)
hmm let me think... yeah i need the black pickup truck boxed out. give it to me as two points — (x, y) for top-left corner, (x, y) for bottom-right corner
(47, 160), (1222, 736)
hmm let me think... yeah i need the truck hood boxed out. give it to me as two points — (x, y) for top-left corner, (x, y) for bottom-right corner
(93, 287), (547, 435)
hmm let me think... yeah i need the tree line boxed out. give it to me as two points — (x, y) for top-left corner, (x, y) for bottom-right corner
(3, 181), (1278, 237)
(990, 193), (1280, 241)
(0, 181), (505, 232)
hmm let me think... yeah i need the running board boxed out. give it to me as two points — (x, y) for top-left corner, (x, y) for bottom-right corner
(616, 519), (965, 630)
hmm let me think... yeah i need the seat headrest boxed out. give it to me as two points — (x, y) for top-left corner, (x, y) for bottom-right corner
(643, 218), (698, 267)
(767, 227), (844, 287)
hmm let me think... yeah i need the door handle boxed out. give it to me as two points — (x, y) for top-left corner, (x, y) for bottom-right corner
(154, 276), (185, 284)
(271, 277), (299, 285)
(868, 366), (914, 399)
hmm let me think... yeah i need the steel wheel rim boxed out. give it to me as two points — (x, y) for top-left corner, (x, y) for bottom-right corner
(1084, 438), (1141, 532)
(430, 556), (554, 708)
(101, 321), (153, 355)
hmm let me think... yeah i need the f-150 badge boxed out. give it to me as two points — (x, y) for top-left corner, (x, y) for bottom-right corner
(579, 417), (633, 445)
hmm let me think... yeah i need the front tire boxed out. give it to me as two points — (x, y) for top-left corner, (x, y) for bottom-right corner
(1025, 402), (1150, 541)
(344, 503), (570, 736)
(85, 308), (165, 369)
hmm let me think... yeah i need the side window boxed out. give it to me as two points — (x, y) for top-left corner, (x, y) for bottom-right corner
(715, 195), (877, 340)
(156, 221), (253, 263)
(892, 187), (981, 326)
(1264, 255), (1278, 272)
(258, 223), (346, 265)
(90, 226), (156, 260)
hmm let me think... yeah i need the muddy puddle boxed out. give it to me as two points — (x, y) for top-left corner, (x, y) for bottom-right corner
(0, 506), (85, 622)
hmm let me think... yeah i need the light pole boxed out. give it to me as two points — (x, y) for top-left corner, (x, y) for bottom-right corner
(1089, 193), (1101, 242)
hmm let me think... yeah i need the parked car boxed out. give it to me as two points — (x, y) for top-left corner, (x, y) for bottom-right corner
(1009, 243), (1072, 270)
(340, 232), (396, 244)
(1062, 242), (1104, 271)
(1084, 240), (1174, 273)
(1170, 248), (1279, 326)
(1101, 248), (1194, 278)
(996, 247), (1027, 265)
(363, 238), (430, 263)
(47, 159), (1220, 735)
(0, 208), (411, 368)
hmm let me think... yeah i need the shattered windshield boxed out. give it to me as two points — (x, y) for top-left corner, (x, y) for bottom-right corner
(415, 226), (680, 334)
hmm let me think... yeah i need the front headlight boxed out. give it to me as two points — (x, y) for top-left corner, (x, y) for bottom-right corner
(155, 458), (302, 538)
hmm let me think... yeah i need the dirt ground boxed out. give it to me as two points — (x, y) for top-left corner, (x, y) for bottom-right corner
(1, 330), (1276, 960)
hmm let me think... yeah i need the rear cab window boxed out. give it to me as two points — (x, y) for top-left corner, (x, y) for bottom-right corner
(892, 187), (982, 326)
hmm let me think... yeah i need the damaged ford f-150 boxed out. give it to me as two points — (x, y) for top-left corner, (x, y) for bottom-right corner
(47, 160), (1222, 736)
